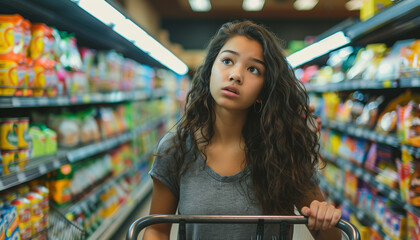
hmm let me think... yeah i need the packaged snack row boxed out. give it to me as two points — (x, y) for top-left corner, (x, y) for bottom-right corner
(322, 163), (407, 240)
(0, 182), (49, 240)
(0, 14), (173, 98)
(312, 89), (420, 147)
(297, 38), (420, 85)
(0, 117), (57, 176)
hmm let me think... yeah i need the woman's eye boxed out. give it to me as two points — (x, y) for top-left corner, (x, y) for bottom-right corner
(222, 58), (233, 65)
(248, 66), (260, 74)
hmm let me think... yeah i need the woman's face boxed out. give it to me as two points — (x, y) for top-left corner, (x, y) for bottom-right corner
(210, 35), (266, 112)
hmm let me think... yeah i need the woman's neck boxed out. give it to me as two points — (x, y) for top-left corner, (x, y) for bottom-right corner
(212, 107), (247, 145)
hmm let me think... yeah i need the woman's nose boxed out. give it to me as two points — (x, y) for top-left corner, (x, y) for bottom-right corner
(229, 68), (243, 84)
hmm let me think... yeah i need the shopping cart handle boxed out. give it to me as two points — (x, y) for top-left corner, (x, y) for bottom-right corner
(127, 214), (360, 240)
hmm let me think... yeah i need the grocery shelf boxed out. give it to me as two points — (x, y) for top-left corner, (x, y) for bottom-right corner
(66, 117), (164, 163)
(345, 0), (420, 41)
(0, 0), (166, 69)
(293, 0), (420, 67)
(399, 77), (420, 88)
(305, 76), (420, 93)
(401, 145), (420, 159)
(0, 117), (166, 191)
(0, 88), (166, 108)
(318, 176), (389, 239)
(305, 79), (399, 92)
(0, 154), (67, 191)
(88, 176), (153, 240)
(322, 119), (400, 148)
(322, 150), (420, 217)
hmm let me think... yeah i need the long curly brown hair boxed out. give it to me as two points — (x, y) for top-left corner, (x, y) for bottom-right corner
(166, 20), (322, 215)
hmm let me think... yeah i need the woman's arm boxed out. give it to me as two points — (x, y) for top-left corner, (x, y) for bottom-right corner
(142, 177), (179, 240)
(295, 186), (342, 240)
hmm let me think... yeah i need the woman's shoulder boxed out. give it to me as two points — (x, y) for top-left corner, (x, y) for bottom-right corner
(156, 131), (177, 152)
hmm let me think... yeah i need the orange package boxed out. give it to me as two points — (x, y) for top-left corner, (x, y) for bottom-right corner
(29, 23), (49, 60)
(0, 14), (24, 55)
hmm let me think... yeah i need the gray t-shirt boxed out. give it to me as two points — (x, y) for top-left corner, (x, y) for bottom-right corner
(149, 132), (286, 239)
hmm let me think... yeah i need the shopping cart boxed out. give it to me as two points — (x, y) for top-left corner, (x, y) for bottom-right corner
(126, 214), (360, 240)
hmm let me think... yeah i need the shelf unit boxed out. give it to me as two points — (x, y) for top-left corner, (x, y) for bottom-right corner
(292, 0), (420, 238)
(86, 175), (152, 240)
(319, 176), (391, 240)
(0, 115), (167, 191)
(0, 1), (183, 239)
(0, 0), (167, 70)
(0, 88), (166, 108)
(322, 150), (420, 216)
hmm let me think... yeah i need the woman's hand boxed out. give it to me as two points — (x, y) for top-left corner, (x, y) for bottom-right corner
(301, 200), (341, 231)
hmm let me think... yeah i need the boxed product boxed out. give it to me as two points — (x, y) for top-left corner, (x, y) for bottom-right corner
(407, 210), (420, 240)
(360, 0), (393, 21)
(400, 149), (420, 206)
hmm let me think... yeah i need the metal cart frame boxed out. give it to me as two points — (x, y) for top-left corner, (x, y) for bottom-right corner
(127, 214), (360, 240)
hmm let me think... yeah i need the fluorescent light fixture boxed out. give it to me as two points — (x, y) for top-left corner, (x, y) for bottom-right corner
(243, 0), (265, 11)
(72, 0), (188, 75)
(345, 0), (362, 10)
(293, 0), (319, 11)
(286, 31), (351, 68)
(75, 0), (126, 26)
(189, 0), (211, 12)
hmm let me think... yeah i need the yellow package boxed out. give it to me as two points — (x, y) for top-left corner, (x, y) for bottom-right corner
(0, 14), (24, 55)
(29, 23), (48, 60)
(360, 0), (393, 21)
(0, 54), (19, 96)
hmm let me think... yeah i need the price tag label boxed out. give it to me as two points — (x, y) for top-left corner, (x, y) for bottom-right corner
(12, 98), (21, 107)
(389, 191), (399, 201)
(356, 211), (364, 220)
(17, 173), (26, 182)
(363, 173), (370, 182)
(53, 160), (61, 169)
(382, 80), (392, 88)
(38, 98), (48, 106)
(412, 79), (420, 87)
(355, 168), (363, 177)
(57, 97), (69, 106)
(83, 94), (90, 103)
(39, 165), (47, 174)
(355, 128), (363, 137)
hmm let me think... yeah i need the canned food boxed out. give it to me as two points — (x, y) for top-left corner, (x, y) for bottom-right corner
(25, 192), (43, 218)
(0, 54), (19, 96)
(17, 118), (30, 148)
(17, 148), (29, 172)
(0, 118), (18, 150)
(1, 150), (18, 175)
(11, 197), (31, 223)
(33, 58), (46, 97)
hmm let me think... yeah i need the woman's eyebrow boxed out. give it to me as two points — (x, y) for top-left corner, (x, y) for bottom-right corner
(220, 50), (266, 66)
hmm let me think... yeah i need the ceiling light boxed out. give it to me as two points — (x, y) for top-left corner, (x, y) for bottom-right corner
(345, 0), (363, 10)
(286, 31), (351, 68)
(293, 0), (319, 11)
(243, 0), (265, 11)
(72, 0), (188, 75)
(189, 0), (211, 12)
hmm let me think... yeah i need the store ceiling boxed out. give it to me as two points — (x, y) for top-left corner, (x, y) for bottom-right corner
(146, 0), (358, 19)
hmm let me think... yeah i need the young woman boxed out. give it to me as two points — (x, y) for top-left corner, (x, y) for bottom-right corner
(144, 20), (342, 239)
